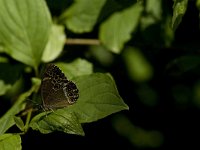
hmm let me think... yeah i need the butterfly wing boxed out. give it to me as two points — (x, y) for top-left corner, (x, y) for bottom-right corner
(41, 64), (79, 110)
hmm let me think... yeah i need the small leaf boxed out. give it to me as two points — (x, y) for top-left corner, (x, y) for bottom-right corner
(13, 116), (25, 132)
(171, 0), (188, 30)
(59, 0), (106, 33)
(42, 24), (66, 62)
(140, 0), (162, 30)
(56, 58), (93, 79)
(146, 0), (162, 20)
(69, 73), (129, 123)
(0, 134), (21, 150)
(99, 2), (143, 53)
(30, 110), (84, 136)
(0, 0), (52, 68)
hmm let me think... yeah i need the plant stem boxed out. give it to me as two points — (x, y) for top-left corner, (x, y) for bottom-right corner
(24, 109), (32, 133)
(66, 38), (100, 45)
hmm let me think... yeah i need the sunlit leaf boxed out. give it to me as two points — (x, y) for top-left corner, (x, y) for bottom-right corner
(0, 0), (52, 68)
(99, 2), (143, 53)
(59, 0), (106, 33)
(0, 134), (21, 150)
(56, 58), (93, 79)
(146, 0), (162, 20)
(69, 73), (129, 123)
(172, 0), (188, 30)
(42, 24), (66, 62)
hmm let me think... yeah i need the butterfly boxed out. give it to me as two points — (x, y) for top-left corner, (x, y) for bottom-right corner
(40, 64), (79, 111)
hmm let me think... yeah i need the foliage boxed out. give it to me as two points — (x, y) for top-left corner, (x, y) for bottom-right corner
(0, 0), (197, 149)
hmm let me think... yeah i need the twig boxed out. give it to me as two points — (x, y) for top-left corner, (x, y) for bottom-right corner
(66, 38), (100, 45)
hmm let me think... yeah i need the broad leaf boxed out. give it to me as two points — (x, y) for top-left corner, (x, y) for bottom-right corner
(0, 134), (21, 150)
(59, 0), (106, 33)
(99, 2), (143, 53)
(42, 24), (66, 62)
(30, 73), (128, 135)
(69, 73), (129, 123)
(30, 110), (84, 136)
(171, 0), (188, 30)
(0, 0), (52, 68)
(56, 58), (93, 79)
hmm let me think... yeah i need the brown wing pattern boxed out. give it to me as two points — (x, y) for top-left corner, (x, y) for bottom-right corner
(41, 64), (79, 110)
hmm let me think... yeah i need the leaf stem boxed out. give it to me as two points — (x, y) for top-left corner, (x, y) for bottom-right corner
(66, 38), (100, 45)
(24, 109), (32, 133)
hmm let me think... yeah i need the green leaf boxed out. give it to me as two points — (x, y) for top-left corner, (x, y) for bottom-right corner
(0, 134), (21, 150)
(30, 110), (84, 136)
(0, 80), (40, 135)
(140, 0), (162, 30)
(30, 73), (127, 135)
(69, 73), (129, 123)
(171, 0), (188, 30)
(123, 47), (153, 82)
(0, 0), (52, 68)
(99, 2), (143, 53)
(56, 58), (93, 79)
(0, 43), (4, 53)
(59, 0), (106, 33)
(42, 24), (66, 62)
(13, 116), (25, 132)
(146, 0), (162, 20)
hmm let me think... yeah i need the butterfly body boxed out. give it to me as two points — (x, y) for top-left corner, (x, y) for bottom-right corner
(41, 64), (79, 111)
